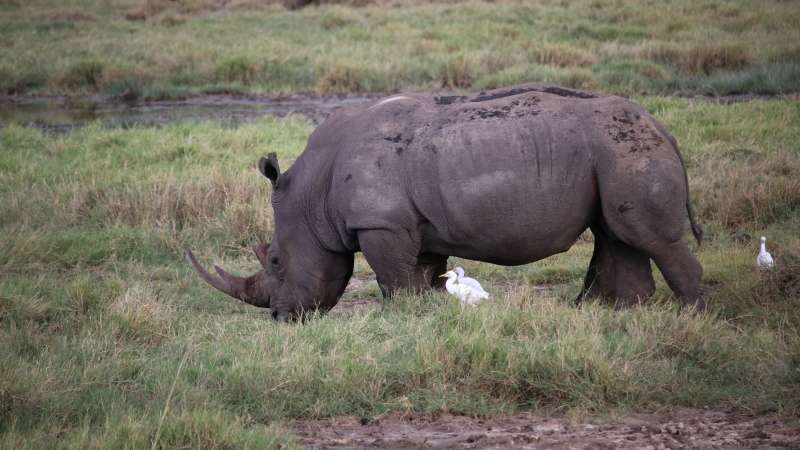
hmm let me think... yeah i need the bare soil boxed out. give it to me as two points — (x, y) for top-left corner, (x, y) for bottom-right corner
(291, 409), (800, 449)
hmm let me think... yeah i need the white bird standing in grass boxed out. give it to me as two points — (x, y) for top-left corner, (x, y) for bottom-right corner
(757, 236), (775, 271)
(439, 268), (490, 306)
(453, 267), (490, 296)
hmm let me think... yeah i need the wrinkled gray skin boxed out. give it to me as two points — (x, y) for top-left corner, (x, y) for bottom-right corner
(190, 83), (704, 321)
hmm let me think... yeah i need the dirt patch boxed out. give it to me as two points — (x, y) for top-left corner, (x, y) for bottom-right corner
(291, 409), (800, 449)
(490, 280), (561, 297)
(332, 274), (562, 317)
(330, 298), (380, 316)
(330, 274), (381, 316)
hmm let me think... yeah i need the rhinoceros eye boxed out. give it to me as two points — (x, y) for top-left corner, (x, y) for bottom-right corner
(270, 256), (280, 268)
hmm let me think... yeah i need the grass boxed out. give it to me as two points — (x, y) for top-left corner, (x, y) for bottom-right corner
(1, 0), (800, 98)
(1, 98), (800, 447)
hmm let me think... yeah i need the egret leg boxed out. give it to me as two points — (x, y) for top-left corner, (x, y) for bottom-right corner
(358, 229), (429, 298)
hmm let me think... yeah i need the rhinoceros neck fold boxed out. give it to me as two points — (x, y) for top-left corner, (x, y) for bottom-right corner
(285, 153), (351, 254)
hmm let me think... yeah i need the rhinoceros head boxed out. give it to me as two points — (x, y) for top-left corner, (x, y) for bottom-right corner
(256, 153), (354, 321)
(189, 153), (353, 321)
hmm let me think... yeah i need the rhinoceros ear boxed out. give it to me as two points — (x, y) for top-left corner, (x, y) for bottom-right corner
(258, 153), (281, 188)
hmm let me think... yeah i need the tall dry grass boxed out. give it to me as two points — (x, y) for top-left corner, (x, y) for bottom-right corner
(634, 43), (753, 74)
(693, 151), (800, 228)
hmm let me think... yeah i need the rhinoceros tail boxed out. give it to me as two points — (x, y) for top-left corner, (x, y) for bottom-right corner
(687, 194), (703, 246)
(672, 136), (702, 247)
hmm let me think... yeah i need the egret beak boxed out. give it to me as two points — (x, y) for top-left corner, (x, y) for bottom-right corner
(438, 274), (447, 278)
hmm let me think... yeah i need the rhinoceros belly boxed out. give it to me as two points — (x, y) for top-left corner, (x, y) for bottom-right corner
(412, 113), (599, 265)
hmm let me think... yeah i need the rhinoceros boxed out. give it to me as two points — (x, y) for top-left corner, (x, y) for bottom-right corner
(189, 83), (704, 321)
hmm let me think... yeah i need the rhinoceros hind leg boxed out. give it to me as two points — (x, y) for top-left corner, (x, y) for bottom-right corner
(358, 229), (430, 298)
(596, 156), (704, 310)
(648, 240), (705, 312)
(576, 230), (615, 304)
(577, 227), (655, 307)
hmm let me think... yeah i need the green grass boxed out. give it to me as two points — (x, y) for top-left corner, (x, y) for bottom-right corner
(1, 0), (800, 98)
(1, 98), (799, 447)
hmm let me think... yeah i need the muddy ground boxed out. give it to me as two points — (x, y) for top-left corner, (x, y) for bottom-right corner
(292, 409), (800, 449)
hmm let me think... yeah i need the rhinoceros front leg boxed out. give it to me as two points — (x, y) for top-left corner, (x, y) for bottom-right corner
(358, 229), (431, 298)
(577, 227), (656, 307)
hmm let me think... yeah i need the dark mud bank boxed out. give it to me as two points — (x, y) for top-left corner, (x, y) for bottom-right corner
(0, 93), (382, 133)
(1, 92), (795, 134)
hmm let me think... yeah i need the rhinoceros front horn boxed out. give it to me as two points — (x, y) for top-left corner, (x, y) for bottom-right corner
(185, 248), (270, 308)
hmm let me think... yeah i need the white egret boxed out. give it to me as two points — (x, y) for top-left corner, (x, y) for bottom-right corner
(756, 236), (775, 271)
(453, 267), (490, 298)
(439, 270), (489, 306)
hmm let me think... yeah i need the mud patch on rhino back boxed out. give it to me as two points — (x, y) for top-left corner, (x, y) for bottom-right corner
(460, 95), (542, 121)
(604, 110), (664, 154)
(434, 85), (598, 107)
(434, 95), (467, 105)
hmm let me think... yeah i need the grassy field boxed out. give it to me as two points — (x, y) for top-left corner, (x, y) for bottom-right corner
(1, 97), (799, 447)
(2, 0), (800, 98)
(2, 0), (800, 446)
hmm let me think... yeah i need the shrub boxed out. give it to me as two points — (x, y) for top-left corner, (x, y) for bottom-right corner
(527, 43), (598, 68)
(0, 66), (46, 95)
(319, 8), (359, 30)
(594, 58), (670, 94)
(314, 64), (366, 93)
(670, 63), (800, 96)
(57, 60), (104, 89)
(479, 51), (518, 73)
(100, 67), (156, 100)
(556, 68), (598, 90)
(439, 56), (475, 89)
(636, 43), (753, 74)
(214, 56), (257, 85)
(124, 0), (168, 21)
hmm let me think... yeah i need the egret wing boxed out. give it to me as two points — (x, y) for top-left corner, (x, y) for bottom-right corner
(460, 276), (489, 296)
(757, 252), (774, 270)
